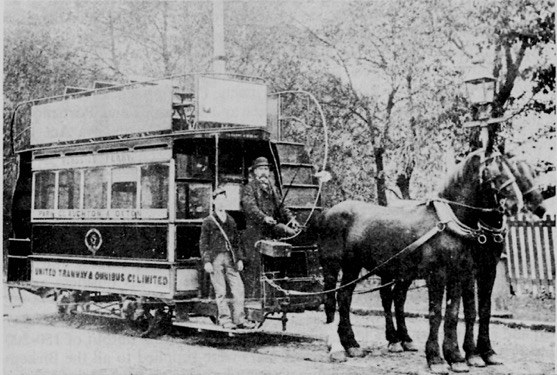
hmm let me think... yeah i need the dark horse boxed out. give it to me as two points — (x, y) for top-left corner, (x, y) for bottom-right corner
(376, 153), (547, 368)
(317, 149), (523, 373)
(461, 154), (547, 367)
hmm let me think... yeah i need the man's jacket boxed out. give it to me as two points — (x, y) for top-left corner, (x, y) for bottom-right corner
(199, 213), (243, 264)
(241, 178), (294, 227)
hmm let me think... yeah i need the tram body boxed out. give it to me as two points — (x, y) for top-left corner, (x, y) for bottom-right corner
(7, 75), (323, 328)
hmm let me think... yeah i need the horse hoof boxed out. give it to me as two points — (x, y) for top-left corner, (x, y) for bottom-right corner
(347, 347), (365, 357)
(388, 342), (404, 353)
(402, 341), (418, 352)
(466, 355), (486, 367)
(450, 362), (470, 373)
(428, 363), (450, 374)
(482, 353), (503, 365)
(329, 350), (348, 363)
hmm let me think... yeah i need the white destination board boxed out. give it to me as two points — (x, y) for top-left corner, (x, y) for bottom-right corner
(32, 149), (172, 171)
(31, 81), (173, 145)
(197, 76), (267, 127)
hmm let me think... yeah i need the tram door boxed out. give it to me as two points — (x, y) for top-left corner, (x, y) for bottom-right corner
(173, 137), (273, 298)
(7, 152), (32, 282)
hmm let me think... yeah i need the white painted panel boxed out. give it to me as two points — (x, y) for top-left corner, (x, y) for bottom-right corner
(31, 81), (173, 145)
(32, 149), (172, 171)
(197, 76), (267, 127)
(31, 208), (168, 220)
(176, 268), (199, 291)
(31, 260), (171, 294)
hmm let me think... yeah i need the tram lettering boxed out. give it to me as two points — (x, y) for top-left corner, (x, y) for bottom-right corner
(95, 271), (126, 282)
(132, 274), (168, 285)
(35, 267), (56, 277)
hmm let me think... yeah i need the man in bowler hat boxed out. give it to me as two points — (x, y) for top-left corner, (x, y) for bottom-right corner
(241, 156), (300, 298)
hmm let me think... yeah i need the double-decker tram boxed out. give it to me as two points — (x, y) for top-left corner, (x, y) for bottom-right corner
(7, 74), (325, 335)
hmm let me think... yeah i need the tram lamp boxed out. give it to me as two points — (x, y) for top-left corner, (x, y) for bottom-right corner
(464, 75), (496, 106)
(463, 69), (508, 148)
(464, 74), (497, 122)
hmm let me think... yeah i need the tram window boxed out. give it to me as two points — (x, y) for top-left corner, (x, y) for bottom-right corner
(176, 182), (211, 219)
(84, 168), (109, 209)
(58, 170), (81, 209)
(34, 171), (55, 209)
(141, 164), (169, 209)
(218, 148), (243, 178)
(176, 154), (211, 179)
(111, 167), (138, 209)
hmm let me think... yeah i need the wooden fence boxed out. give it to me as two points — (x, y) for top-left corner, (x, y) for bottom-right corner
(505, 215), (556, 298)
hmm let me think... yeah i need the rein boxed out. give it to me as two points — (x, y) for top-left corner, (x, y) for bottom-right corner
(433, 197), (502, 214)
(263, 221), (445, 297)
(263, 198), (508, 298)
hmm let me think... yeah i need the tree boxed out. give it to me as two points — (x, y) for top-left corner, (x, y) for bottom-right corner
(72, 1), (213, 79)
(456, 0), (555, 150)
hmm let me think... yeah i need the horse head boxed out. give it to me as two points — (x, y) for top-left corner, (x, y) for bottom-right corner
(439, 149), (523, 220)
(503, 153), (547, 218)
(479, 150), (523, 216)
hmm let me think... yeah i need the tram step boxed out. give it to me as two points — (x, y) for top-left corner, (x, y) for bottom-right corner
(174, 321), (254, 335)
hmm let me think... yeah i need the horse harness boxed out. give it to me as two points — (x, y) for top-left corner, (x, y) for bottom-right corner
(264, 151), (516, 297)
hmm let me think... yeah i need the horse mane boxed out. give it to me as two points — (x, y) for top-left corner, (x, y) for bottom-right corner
(437, 149), (482, 198)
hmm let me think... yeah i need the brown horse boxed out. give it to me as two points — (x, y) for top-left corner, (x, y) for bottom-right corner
(317, 149), (523, 373)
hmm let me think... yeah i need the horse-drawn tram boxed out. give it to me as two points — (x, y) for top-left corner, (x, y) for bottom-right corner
(7, 74), (325, 335)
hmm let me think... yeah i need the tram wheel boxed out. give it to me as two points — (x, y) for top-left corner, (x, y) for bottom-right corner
(139, 307), (173, 338)
(121, 298), (172, 338)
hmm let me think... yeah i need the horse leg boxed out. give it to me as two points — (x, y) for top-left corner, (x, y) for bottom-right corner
(380, 277), (401, 352)
(425, 269), (450, 374)
(442, 275), (468, 373)
(393, 279), (418, 351)
(321, 258), (346, 362)
(337, 265), (364, 358)
(462, 277), (485, 367)
(476, 257), (503, 365)
(322, 259), (341, 324)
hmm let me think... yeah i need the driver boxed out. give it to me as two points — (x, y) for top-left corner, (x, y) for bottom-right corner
(241, 156), (300, 298)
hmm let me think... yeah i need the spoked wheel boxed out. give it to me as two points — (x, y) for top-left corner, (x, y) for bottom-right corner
(56, 290), (84, 316)
(121, 298), (173, 338)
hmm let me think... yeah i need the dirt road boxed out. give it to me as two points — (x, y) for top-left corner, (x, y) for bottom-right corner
(3, 290), (555, 375)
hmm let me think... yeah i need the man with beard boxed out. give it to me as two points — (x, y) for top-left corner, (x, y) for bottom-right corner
(241, 156), (300, 298)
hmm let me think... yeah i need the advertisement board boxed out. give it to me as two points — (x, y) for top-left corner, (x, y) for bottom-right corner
(197, 76), (267, 127)
(31, 81), (173, 145)
(31, 260), (173, 294)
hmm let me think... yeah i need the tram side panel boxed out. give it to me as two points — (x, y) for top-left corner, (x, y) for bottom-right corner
(24, 147), (200, 299)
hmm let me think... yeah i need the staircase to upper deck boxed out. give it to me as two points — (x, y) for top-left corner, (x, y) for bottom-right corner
(273, 141), (322, 246)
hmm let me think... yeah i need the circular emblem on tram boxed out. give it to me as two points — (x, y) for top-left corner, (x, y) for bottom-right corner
(85, 229), (103, 255)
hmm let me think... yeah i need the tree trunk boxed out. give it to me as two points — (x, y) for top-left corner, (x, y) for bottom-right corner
(374, 146), (388, 207)
(395, 161), (414, 200)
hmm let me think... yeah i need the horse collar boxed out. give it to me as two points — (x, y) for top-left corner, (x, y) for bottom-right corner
(431, 200), (478, 240)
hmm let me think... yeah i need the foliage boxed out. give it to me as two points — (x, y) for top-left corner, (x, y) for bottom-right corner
(2, 0), (554, 213)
